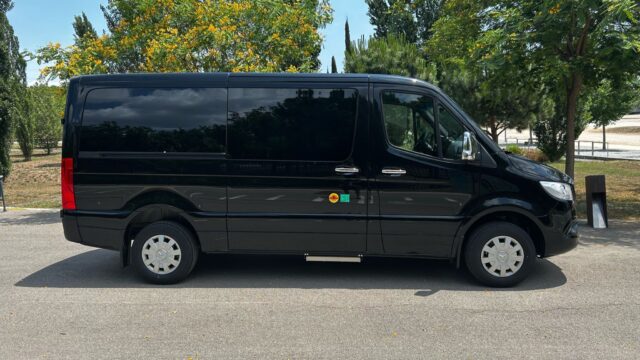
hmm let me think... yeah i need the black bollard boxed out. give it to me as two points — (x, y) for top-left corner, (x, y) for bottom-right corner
(585, 175), (607, 228)
(0, 175), (5, 212)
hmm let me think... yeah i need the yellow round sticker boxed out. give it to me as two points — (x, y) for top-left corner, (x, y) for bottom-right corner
(328, 193), (340, 203)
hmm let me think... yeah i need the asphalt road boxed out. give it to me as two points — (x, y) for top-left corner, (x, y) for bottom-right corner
(1, 210), (639, 359)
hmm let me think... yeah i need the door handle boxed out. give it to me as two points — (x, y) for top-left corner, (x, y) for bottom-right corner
(381, 167), (406, 176)
(335, 166), (360, 175)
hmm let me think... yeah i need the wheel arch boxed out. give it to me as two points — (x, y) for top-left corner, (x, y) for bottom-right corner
(452, 206), (545, 267)
(122, 203), (201, 267)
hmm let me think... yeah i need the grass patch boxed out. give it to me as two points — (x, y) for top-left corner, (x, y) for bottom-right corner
(551, 160), (640, 220)
(3, 150), (61, 209)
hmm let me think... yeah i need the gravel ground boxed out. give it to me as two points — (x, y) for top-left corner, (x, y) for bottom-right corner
(0, 210), (639, 359)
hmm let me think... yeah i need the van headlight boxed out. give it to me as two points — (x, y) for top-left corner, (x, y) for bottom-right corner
(540, 181), (573, 201)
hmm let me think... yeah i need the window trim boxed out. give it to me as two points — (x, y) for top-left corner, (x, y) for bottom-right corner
(79, 86), (228, 155)
(379, 89), (442, 161)
(226, 86), (360, 162)
(379, 89), (471, 164)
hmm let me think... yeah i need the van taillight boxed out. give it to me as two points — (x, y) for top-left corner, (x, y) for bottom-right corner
(61, 157), (76, 210)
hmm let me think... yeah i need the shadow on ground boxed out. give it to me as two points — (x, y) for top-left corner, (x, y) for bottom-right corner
(15, 250), (567, 295)
(0, 211), (60, 225)
(578, 221), (640, 249)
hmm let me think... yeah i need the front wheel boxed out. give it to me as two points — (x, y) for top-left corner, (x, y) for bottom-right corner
(132, 221), (199, 284)
(464, 222), (536, 287)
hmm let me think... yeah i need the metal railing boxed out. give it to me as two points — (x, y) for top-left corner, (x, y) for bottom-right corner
(576, 141), (610, 158)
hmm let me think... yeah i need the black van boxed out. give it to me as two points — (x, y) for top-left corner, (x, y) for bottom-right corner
(60, 73), (578, 287)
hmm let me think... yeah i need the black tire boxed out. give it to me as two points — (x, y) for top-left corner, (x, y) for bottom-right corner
(464, 222), (536, 287)
(132, 221), (199, 284)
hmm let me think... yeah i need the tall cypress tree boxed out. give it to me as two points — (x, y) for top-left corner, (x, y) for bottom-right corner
(330, 56), (337, 73)
(73, 12), (97, 45)
(344, 19), (351, 53)
(0, 0), (26, 177)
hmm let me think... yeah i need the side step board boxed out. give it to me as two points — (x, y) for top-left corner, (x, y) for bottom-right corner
(305, 255), (361, 263)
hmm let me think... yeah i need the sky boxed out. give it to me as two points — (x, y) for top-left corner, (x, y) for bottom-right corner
(7, 0), (374, 84)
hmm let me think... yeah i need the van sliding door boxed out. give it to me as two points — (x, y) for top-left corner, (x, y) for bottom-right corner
(225, 77), (369, 253)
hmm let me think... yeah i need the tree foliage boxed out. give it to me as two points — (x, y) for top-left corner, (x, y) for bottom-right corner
(427, 0), (538, 142)
(12, 84), (33, 161)
(0, 0), (26, 177)
(330, 56), (337, 73)
(32, 85), (65, 155)
(344, 35), (435, 80)
(472, 0), (640, 177)
(344, 19), (351, 53)
(72, 12), (98, 45)
(37, 0), (333, 81)
(366, 0), (443, 43)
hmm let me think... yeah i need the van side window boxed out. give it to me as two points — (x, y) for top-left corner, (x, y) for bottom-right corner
(381, 91), (437, 157)
(228, 88), (357, 161)
(438, 105), (467, 160)
(80, 88), (226, 153)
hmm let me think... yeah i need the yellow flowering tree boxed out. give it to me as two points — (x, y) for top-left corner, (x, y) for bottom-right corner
(36, 0), (332, 81)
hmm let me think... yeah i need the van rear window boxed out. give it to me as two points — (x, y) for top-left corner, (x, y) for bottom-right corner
(228, 88), (358, 161)
(80, 88), (226, 153)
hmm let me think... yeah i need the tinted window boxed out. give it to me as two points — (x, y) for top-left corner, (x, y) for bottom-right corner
(438, 105), (467, 160)
(382, 91), (437, 157)
(80, 88), (226, 153)
(228, 88), (357, 161)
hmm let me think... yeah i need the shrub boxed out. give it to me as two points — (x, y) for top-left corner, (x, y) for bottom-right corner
(505, 144), (524, 155)
(523, 148), (549, 163)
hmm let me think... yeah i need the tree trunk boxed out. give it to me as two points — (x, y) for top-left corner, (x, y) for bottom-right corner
(564, 74), (583, 179)
(602, 125), (606, 150)
(489, 116), (499, 143)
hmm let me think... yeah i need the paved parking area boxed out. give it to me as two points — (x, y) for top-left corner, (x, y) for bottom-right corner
(0, 210), (639, 359)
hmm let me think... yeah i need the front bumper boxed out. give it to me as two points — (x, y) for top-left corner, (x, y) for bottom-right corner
(544, 219), (579, 257)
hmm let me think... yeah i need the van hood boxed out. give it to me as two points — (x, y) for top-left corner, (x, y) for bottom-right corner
(508, 154), (573, 184)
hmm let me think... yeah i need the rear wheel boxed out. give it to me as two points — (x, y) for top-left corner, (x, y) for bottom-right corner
(464, 222), (536, 287)
(132, 221), (199, 284)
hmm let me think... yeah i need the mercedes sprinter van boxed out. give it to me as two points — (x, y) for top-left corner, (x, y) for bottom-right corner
(60, 73), (578, 287)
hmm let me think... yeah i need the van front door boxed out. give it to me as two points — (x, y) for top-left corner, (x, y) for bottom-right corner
(226, 80), (369, 253)
(371, 86), (475, 257)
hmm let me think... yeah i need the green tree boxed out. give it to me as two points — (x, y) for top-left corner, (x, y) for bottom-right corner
(533, 86), (592, 162)
(345, 35), (435, 80)
(588, 78), (640, 148)
(32, 85), (65, 155)
(330, 56), (337, 73)
(72, 12), (97, 45)
(366, 0), (443, 43)
(477, 0), (640, 178)
(0, 0), (26, 176)
(12, 84), (34, 161)
(427, 0), (538, 143)
(344, 19), (351, 53)
(37, 0), (333, 82)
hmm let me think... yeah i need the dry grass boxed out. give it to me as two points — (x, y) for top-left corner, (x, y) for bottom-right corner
(551, 160), (640, 220)
(3, 150), (60, 209)
(605, 126), (640, 134)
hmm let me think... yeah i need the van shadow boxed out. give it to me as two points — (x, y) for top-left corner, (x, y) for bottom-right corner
(0, 211), (60, 226)
(15, 250), (567, 295)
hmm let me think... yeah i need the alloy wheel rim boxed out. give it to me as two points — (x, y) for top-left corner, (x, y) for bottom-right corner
(141, 235), (182, 275)
(480, 236), (524, 277)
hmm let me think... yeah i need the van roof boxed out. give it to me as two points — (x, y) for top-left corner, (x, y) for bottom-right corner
(71, 72), (439, 90)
